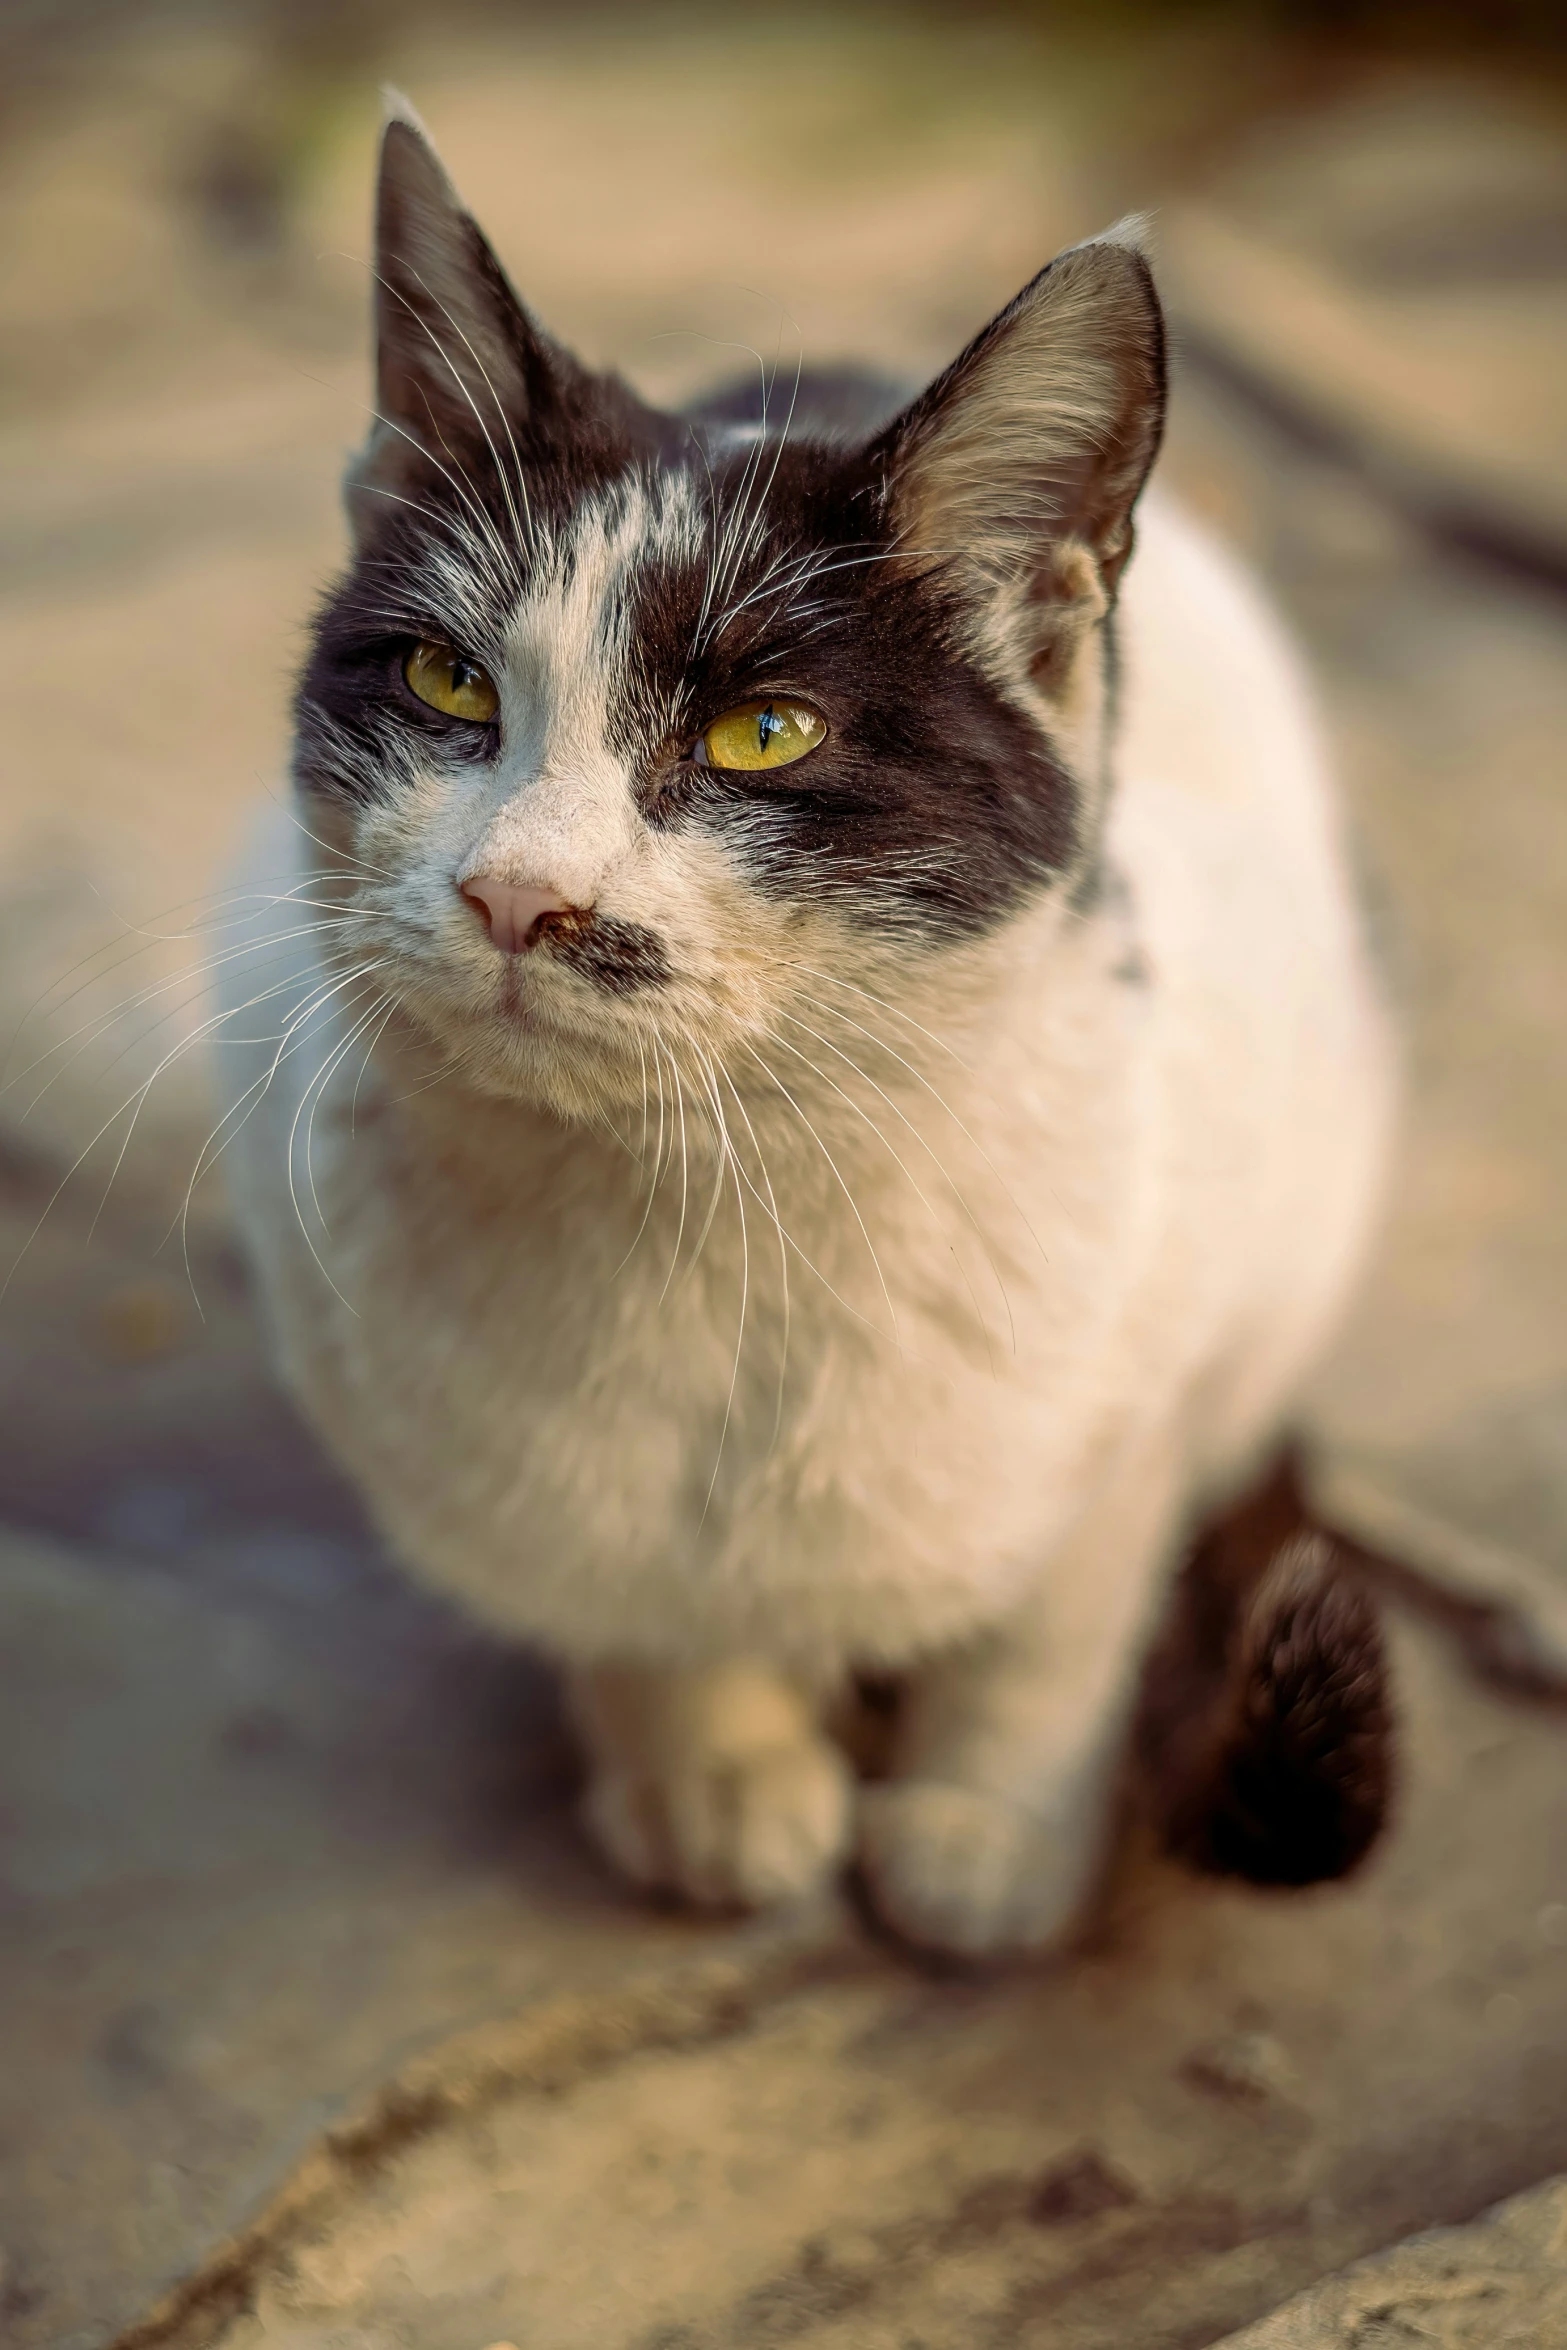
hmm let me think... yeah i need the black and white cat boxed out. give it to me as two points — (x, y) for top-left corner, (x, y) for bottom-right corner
(217, 103), (1395, 1955)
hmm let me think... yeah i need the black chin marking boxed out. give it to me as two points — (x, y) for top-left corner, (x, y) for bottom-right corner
(540, 909), (671, 996)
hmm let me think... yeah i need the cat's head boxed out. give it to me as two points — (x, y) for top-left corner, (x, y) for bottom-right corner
(294, 104), (1165, 1125)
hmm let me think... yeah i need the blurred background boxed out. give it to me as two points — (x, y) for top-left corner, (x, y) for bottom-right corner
(1, 4), (1565, 2344)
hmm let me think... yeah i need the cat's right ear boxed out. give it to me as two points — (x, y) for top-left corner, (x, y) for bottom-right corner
(345, 99), (550, 541)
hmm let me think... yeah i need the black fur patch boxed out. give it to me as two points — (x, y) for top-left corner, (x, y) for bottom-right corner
(688, 363), (910, 441)
(294, 361), (1081, 941)
(618, 414), (1080, 938)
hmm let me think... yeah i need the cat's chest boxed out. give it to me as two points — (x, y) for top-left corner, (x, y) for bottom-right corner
(227, 971), (1177, 1659)
(301, 1091), (1027, 1433)
(277, 1066), (1134, 1551)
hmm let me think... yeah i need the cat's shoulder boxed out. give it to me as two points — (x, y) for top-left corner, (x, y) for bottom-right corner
(1126, 492), (1310, 688)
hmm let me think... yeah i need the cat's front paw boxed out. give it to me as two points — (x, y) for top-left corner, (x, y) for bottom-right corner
(584, 1733), (852, 1913)
(857, 1780), (1097, 1958)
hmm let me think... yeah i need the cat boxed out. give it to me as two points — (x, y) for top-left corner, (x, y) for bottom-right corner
(214, 100), (1396, 1956)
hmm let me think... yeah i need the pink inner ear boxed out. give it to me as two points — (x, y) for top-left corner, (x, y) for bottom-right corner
(460, 877), (573, 954)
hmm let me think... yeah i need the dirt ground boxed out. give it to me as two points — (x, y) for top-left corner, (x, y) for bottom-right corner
(1, 10), (1565, 2346)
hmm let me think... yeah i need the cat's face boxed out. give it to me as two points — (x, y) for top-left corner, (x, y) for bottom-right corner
(293, 111), (1164, 1125)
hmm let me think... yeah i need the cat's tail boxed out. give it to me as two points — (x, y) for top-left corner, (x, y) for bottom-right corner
(1136, 1453), (1394, 1886)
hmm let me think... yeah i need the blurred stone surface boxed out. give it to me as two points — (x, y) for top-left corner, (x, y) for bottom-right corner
(1211, 2175), (1567, 2347)
(1162, 76), (1567, 573)
(0, 20), (1564, 2350)
(0, 1521), (713, 2346)
(90, 1603), (1567, 2348)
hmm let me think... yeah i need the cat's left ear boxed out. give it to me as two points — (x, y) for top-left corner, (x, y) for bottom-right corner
(875, 228), (1166, 689)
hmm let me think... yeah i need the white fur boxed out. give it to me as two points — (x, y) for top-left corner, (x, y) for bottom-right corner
(215, 489), (1392, 1952)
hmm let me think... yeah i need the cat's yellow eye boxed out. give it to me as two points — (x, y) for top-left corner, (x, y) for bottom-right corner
(404, 640), (499, 723)
(700, 698), (827, 773)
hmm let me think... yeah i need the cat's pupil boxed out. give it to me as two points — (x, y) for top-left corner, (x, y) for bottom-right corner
(757, 705), (783, 753)
(454, 659), (478, 689)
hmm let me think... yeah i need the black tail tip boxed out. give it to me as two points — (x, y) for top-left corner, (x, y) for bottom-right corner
(1139, 1507), (1395, 1890)
(1195, 1534), (1393, 1885)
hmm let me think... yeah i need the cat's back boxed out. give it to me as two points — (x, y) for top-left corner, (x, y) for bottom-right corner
(1110, 491), (1378, 1010)
(1104, 493), (1393, 1448)
(1118, 493), (1332, 829)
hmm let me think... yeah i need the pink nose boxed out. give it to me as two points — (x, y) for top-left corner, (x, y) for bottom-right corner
(460, 876), (574, 955)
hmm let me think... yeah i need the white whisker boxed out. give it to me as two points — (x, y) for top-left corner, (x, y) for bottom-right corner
(301, 989), (396, 1238)
(688, 1035), (749, 1526)
(351, 996), (399, 1133)
(658, 1038), (693, 1304)
(170, 964), (391, 1296)
(771, 1016), (1004, 1372)
(6, 918), (374, 1115)
(6, 874), (368, 1073)
(743, 1043), (900, 1350)
(281, 965), (390, 1312)
(400, 263), (535, 559)
(709, 1048), (791, 1449)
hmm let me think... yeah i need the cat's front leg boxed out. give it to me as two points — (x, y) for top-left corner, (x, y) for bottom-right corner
(859, 1431), (1182, 1958)
(570, 1659), (853, 1911)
